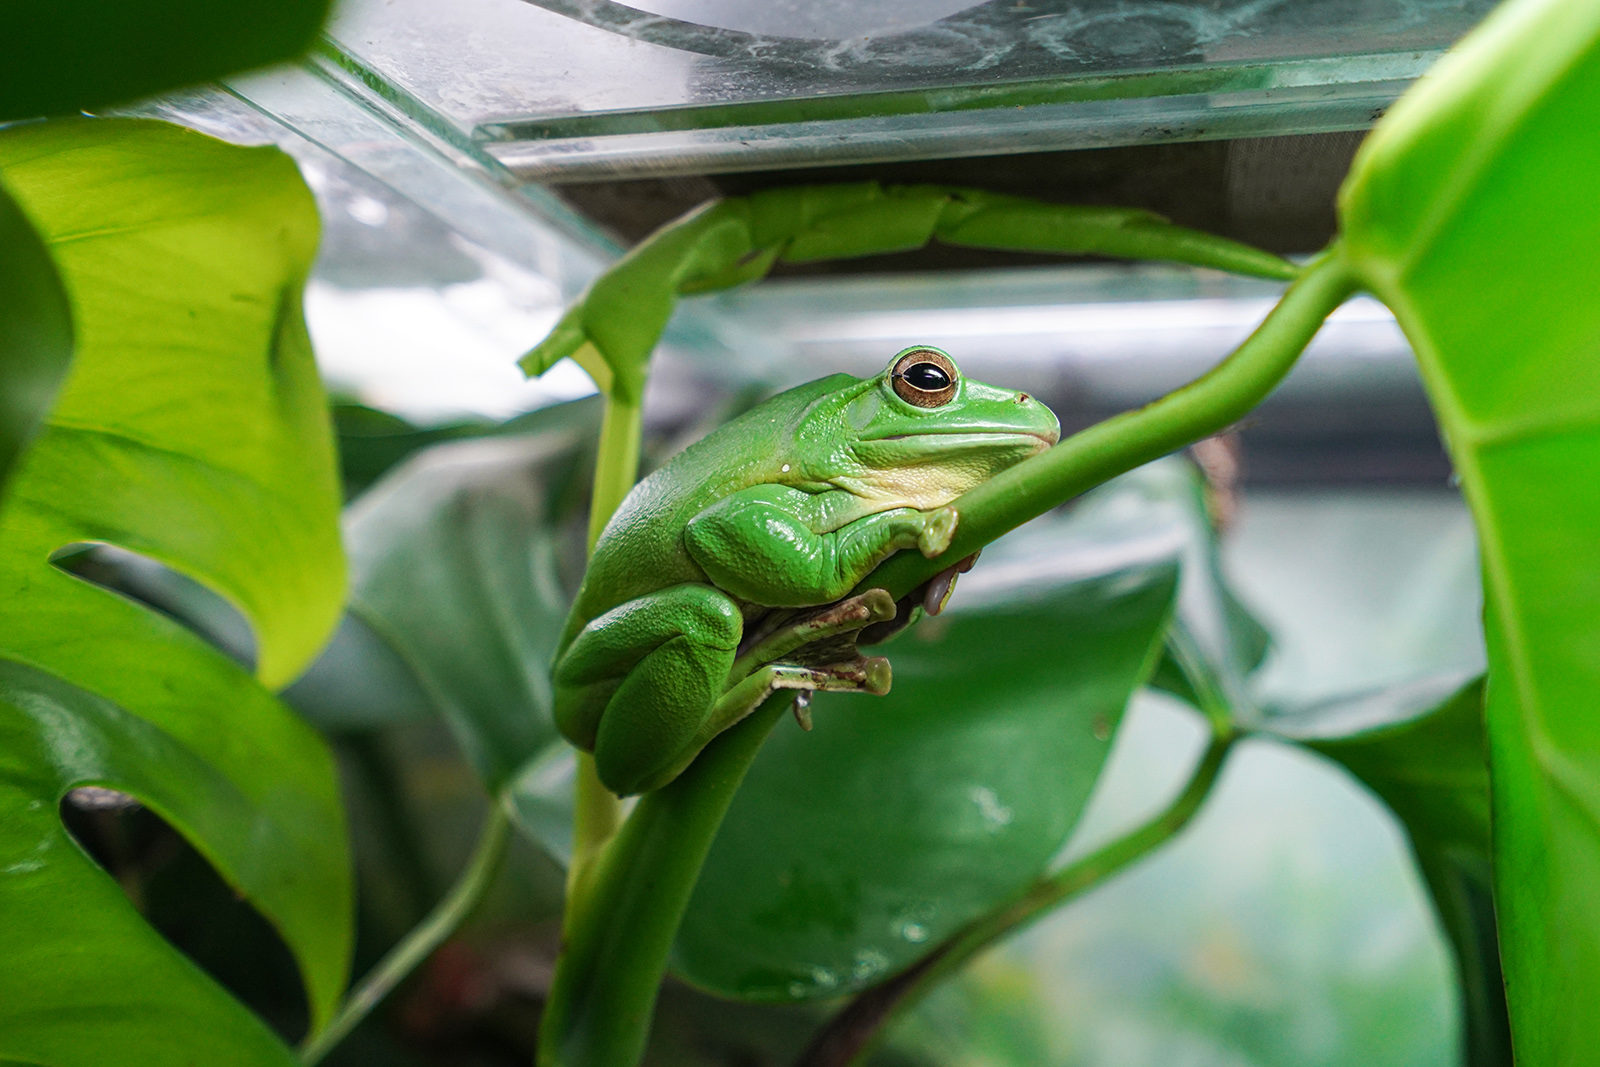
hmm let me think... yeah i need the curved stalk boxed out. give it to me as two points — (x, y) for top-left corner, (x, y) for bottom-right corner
(797, 731), (1236, 1067)
(860, 250), (1359, 601)
(300, 805), (511, 1066)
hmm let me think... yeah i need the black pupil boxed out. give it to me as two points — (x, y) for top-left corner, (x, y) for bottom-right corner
(904, 362), (951, 391)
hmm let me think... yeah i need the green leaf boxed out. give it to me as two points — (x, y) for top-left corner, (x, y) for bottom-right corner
(0, 119), (350, 1041)
(0, 0), (332, 121)
(1280, 678), (1509, 1067)
(1135, 459), (1269, 725)
(1337, 0), (1600, 1059)
(339, 424), (592, 790)
(0, 661), (301, 1067)
(0, 179), (72, 499)
(505, 741), (579, 868)
(673, 474), (1182, 1001)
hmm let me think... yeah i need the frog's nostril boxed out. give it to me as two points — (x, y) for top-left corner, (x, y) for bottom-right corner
(1018, 393), (1030, 403)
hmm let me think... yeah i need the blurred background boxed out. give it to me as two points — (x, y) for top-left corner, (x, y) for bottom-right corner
(84, 1), (1499, 1062)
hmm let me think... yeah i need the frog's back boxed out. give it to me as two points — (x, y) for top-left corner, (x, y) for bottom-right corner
(560, 375), (852, 644)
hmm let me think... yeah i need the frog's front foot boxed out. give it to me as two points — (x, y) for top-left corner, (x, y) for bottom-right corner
(917, 505), (959, 557)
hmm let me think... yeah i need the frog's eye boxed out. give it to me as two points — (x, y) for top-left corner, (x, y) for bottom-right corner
(891, 348), (959, 408)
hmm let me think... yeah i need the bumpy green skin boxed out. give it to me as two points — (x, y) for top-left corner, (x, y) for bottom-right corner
(553, 347), (1059, 795)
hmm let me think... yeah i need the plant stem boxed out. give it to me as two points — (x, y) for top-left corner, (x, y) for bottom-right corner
(862, 250), (1359, 601)
(1162, 625), (1238, 738)
(567, 383), (643, 910)
(797, 730), (1236, 1067)
(584, 382), (642, 552)
(538, 695), (790, 1067)
(300, 804), (511, 1066)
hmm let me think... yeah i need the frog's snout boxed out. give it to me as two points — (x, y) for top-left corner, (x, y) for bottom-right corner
(1016, 391), (1062, 447)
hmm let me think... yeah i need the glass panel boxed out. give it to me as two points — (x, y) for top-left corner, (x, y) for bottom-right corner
(271, 0), (1497, 180)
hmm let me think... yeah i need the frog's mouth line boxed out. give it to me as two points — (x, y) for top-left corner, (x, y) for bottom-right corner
(864, 430), (1058, 447)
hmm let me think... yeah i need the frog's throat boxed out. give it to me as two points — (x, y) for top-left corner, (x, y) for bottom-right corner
(839, 434), (1051, 512)
(829, 469), (980, 515)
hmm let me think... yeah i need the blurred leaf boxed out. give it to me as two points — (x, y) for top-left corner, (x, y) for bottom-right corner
(0, 180), (72, 499)
(0, 119), (350, 1044)
(337, 423), (592, 791)
(285, 612), (439, 732)
(673, 473), (1184, 1001)
(331, 402), (492, 499)
(0, 662), (301, 1066)
(505, 742), (578, 868)
(331, 395), (601, 500)
(1338, 0), (1600, 1057)
(1279, 678), (1509, 1066)
(0, 0), (331, 120)
(1136, 459), (1269, 722)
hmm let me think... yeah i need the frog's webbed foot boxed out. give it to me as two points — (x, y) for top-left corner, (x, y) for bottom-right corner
(727, 555), (979, 738)
(697, 653), (890, 749)
(723, 590), (900, 736)
(734, 588), (897, 675)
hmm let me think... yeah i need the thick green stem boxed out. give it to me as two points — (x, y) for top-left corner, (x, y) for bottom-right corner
(538, 695), (790, 1067)
(860, 250), (1359, 601)
(300, 805), (511, 1066)
(798, 731), (1236, 1067)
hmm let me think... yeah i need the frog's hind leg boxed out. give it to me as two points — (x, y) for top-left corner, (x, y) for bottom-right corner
(619, 591), (901, 795)
(556, 584), (743, 795)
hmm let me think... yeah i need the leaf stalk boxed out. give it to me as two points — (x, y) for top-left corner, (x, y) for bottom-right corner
(798, 729), (1236, 1067)
(300, 804), (511, 1066)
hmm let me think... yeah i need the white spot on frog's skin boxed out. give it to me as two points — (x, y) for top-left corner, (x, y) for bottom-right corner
(898, 921), (929, 943)
(969, 785), (1014, 830)
(781, 463), (791, 473)
(809, 965), (840, 990)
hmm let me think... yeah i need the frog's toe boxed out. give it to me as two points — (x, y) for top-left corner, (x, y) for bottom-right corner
(856, 587), (898, 623)
(860, 655), (892, 695)
(917, 506), (959, 557)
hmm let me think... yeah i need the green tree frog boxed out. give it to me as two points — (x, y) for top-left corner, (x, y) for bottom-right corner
(553, 346), (1059, 795)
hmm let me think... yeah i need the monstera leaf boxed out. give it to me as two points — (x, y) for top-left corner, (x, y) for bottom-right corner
(0, 119), (349, 1062)
(0, 181), (72, 497)
(1337, 0), (1600, 1059)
